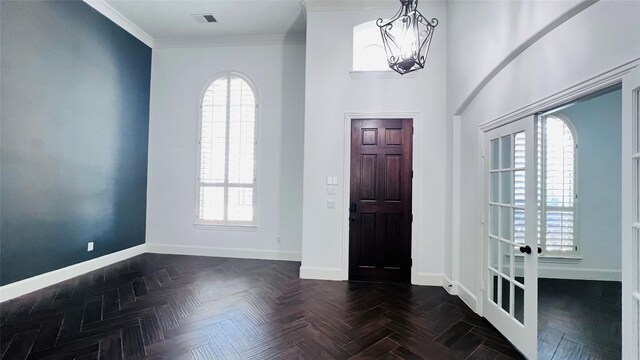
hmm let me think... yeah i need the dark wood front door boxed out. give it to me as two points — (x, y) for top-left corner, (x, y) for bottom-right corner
(349, 119), (412, 283)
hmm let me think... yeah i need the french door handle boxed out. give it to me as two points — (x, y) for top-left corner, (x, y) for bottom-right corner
(519, 245), (532, 255)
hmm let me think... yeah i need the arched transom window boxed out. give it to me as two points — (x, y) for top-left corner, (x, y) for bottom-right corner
(353, 21), (389, 71)
(198, 72), (257, 225)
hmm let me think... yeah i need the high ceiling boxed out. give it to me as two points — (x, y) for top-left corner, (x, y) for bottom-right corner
(104, 0), (306, 42)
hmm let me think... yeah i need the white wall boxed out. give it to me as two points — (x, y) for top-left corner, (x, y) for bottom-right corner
(146, 43), (306, 259)
(444, 0), (589, 285)
(451, 0), (640, 306)
(545, 89), (622, 279)
(300, 3), (448, 284)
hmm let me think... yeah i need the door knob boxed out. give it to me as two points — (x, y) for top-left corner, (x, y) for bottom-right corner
(537, 246), (542, 254)
(349, 202), (357, 222)
(519, 245), (532, 255)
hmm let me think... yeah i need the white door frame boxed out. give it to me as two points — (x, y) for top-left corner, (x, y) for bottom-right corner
(341, 112), (426, 284)
(622, 66), (640, 359)
(472, 59), (640, 355)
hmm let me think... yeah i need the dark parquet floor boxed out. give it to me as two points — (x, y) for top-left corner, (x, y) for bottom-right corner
(537, 279), (621, 360)
(0, 254), (523, 359)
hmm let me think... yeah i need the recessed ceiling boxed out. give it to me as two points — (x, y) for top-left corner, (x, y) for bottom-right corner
(105, 0), (306, 42)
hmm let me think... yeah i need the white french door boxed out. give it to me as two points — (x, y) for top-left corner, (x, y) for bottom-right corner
(623, 66), (640, 359)
(484, 116), (538, 359)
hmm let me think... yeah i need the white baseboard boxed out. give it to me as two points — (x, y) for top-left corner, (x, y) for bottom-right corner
(457, 282), (478, 313)
(412, 272), (443, 286)
(0, 244), (146, 303)
(299, 266), (346, 281)
(538, 267), (621, 281)
(147, 243), (301, 262)
(442, 275), (458, 295)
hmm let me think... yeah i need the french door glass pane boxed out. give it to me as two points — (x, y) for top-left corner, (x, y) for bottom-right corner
(501, 135), (512, 169)
(514, 170), (525, 206)
(490, 237), (499, 269)
(491, 139), (500, 170)
(501, 240), (512, 277)
(635, 227), (640, 293)
(501, 206), (512, 239)
(635, 90), (640, 153)
(490, 205), (499, 236)
(514, 284), (524, 325)
(489, 270), (499, 304)
(514, 209), (525, 245)
(491, 173), (499, 203)
(501, 171), (512, 204)
(501, 278), (511, 313)
(636, 159), (640, 223)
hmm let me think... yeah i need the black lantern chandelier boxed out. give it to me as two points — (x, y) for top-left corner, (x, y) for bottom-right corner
(377, 0), (438, 75)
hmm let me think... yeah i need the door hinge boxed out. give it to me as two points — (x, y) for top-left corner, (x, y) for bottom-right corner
(410, 258), (413, 267)
(411, 214), (414, 222)
(412, 127), (414, 135)
(411, 170), (414, 178)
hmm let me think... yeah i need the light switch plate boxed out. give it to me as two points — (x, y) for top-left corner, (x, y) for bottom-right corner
(327, 185), (337, 195)
(87, 242), (94, 252)
(327, 199), (336, 209)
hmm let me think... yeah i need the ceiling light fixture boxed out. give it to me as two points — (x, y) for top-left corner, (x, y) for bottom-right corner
(377, 0), (438, 75)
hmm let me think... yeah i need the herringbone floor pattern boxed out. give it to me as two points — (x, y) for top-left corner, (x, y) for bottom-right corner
(0, 254), (523, 359)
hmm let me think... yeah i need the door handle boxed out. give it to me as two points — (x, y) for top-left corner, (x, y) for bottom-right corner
(349, 203), (357, 222)
(519, 245), (532, 255)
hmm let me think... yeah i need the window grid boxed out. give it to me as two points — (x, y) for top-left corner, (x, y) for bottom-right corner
(488, 132), (525, 325)
(198, 73), (257, 225)
(514, 116), (576, 254)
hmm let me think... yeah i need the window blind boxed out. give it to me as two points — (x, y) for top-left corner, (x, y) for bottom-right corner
(199, 74), (256, 224)
(513, 116), (576, 253)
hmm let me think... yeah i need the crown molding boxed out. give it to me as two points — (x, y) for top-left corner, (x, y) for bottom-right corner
(153, 33), (306, 49)
(83, 0), (154, 48)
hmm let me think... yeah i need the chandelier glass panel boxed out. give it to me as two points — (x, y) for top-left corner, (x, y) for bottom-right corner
(377, 0), (438, 75)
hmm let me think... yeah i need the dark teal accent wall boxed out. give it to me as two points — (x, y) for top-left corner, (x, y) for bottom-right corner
(0, 0), (151, 285)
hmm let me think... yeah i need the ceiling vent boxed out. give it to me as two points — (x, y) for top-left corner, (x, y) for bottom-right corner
(191, 14), (217, 23)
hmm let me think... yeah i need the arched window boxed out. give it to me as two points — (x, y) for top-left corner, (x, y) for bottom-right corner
(539, 115), (576, 253)
(353, 21), (389, 71)
(514, 115), (577, 254)
(197, 72), (257, 225)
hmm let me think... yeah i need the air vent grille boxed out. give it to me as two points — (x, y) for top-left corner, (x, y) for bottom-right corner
(191, 14), (217, 23)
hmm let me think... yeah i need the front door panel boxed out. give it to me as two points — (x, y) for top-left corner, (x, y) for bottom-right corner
(349, 119), (412, 283)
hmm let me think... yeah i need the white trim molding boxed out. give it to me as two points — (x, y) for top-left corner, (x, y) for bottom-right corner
(299, 266), (346, 281)
(82, 0), (154, 47)
(0, 244), (146, 303)
(480, 58), (640, 132)
(442, 275), (458, 295)
(457, 282), (478, 313)
(147, 244), (301, 262)
(538, 267), (621, 282)
(412, 273), (443, 287)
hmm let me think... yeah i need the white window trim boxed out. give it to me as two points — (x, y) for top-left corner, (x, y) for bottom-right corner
(537, 113), (580, 258)
(194, 70), (260, 229)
